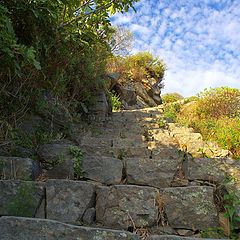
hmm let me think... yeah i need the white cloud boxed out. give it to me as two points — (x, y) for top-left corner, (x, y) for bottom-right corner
(111, 0), (240, 97)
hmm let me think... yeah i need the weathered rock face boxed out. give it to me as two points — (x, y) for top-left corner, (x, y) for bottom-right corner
(126, 157), (182, 188)
(0, 216), (140, 240)
(46, 180), (96, 224)
(109, 72), (162, 109)
(0, 180), (45, 218)
(88, 90), (111, 119)
(160, 186), (219, 230)
(0, 156), (41, 180)
(96, 185), (159, 229)
(37, 142), (75, 179)
(82, 155), (123, 185)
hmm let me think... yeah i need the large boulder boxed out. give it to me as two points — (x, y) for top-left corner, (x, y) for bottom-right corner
(0, 156), (41, 180)
(0, 216), (140, 240)
(96, 185), (159, 229)
(46, 180), (96, 224)
(0, 180), (45, 218)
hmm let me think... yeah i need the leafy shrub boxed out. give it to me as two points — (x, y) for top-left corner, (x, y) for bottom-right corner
(107, 52), (166, 84)
(0, 0), (139, 142)
(164, 103), (181, 122)
(177, 87), (240, 159)
(162, 93), (184, 103)
(197, 87), (240, 118)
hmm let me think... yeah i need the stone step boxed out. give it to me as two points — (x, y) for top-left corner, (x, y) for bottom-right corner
(0, 216), (139, 240)
(79, 136), (147, 148)
(125, 156), (183, 188)
(81, 144), (151, 158)
(0, 216), (220, 240)
(96, 185), (219, 232)
(82, 155), (123, 185)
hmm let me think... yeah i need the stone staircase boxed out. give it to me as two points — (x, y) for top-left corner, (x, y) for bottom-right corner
(1, 106), (240, 240)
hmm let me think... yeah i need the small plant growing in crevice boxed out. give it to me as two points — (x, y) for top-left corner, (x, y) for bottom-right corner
(6, 181), (36, 217)
(111, 93), (122, 111)
(200, 227), (225, 238)
(223, 190), (240, 239)
(70, 146), (83, 179)
(158, 117), (165, 128)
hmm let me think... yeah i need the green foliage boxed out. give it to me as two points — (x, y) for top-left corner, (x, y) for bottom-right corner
(111, 93), (122, 111)
(197, 87), (240, 119)
(0, 0), (139, 143)
(200, 228), (225, 238)
(177, 87), (240, 159)
(6, 181), (36, 217)
(107, 52), (166, 85)
(10, 125), (63, 150)
(69, 146), (83, 179)
(158, 117), (165, 128)
(163, 103), (181, 122)
(162, 93), (184, 104)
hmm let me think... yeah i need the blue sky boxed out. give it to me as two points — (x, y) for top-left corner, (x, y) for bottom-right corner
(111, 0), (240, 97)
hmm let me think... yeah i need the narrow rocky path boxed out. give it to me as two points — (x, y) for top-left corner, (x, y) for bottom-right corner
(1, 106), (239, 239)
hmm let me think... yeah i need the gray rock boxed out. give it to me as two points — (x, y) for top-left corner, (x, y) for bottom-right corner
(19, 115), (44, 135)
(81, 144), (151, 158)
(83, 207), (96, 225)
(37, 142), (75, 179)
(0, 216), (140, 240)
(0, 180), (45, 217)
(0, 156), (41, 180)
(46, 180), (95, 224)
(89, 90), (110, 118)
(160, 186), (219, 230)
(96, 185), (159, 229)
(188, 158), (226, 183)
(126, 157), (181, 188)
(82, 156), (123, 184)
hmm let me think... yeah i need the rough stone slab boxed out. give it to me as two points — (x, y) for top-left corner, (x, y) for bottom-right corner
(188, 158), (226, 183)
(80, 136), (146, 148)
(126, 157), (181, 188)
(0, 156), (41, 180)
(96, 185), (159, 229)
(46, 180), (95, 224)
(81, 144), (151, 158)
(151, 147), (181, 160)
(82, 156), (123, 184)
(37, 142), (75, 179)
(160, 186), (219, 230)
(0, 216), (139, 240)
(0, 180), (45, 217)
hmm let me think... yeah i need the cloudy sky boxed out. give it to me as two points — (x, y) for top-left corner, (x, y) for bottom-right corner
(111, 0), (240, 97)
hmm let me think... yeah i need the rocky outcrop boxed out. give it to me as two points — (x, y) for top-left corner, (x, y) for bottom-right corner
(109, 73), (162, 109)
